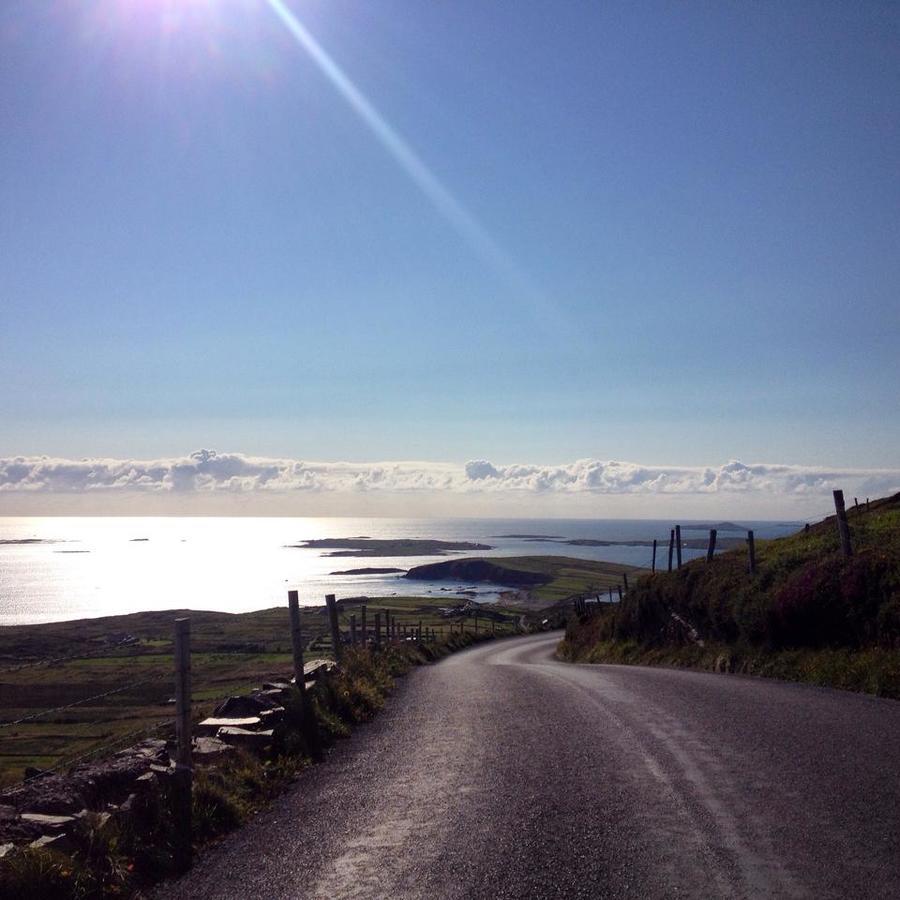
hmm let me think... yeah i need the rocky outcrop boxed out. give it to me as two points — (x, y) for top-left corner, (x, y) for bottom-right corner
(405, 559), (551, 587)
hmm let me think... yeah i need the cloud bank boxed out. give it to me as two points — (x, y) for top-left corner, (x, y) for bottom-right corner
(1, 450), (898, 501)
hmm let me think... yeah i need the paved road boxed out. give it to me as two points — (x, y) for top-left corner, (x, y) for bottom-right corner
(162, 633), (900, 899)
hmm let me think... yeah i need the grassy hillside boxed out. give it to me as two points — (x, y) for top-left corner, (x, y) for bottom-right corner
(0, 596), (520, 787)
(559, 493), (900, 696)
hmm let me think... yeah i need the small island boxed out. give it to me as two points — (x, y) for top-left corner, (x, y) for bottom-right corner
(287, 538), (493, 557)
(489, 535), (747, 550)
(679, 522), (744, 532)
(329, 567), (407, 575)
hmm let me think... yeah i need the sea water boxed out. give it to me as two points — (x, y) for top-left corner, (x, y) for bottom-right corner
(0, 517), (798, 626)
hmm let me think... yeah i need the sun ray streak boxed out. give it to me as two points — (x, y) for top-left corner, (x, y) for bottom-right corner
(265, 0), (553, 317)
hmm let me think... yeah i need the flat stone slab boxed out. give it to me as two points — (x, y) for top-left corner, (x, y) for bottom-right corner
(20, 813), (76, 831)
(29, 832), (78, 853)
(197, 716), (262, 735)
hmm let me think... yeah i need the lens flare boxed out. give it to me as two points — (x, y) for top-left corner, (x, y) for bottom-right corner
(265, 0), (553, 320)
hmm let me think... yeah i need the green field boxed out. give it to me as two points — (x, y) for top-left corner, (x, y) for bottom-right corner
(0, 553), (640, 785)
(482, 555), (642, 604)
(0, 595), (518, 787)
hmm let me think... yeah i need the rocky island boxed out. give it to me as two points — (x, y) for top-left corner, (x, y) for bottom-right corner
(288, 538), (493, 557)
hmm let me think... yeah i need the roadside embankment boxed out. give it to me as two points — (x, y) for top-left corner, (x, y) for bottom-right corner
(559, 492), (900, 698)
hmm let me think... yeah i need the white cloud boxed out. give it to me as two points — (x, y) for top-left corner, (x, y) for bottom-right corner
(0, 451), (898, 502)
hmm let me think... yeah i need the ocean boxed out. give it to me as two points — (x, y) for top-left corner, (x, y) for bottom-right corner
(0, 517), (799, 626)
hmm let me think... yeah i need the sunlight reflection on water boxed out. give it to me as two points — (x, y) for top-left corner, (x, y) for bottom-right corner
(0, 517), (797, 625)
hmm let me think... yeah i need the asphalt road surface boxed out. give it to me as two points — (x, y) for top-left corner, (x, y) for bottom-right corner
(161, 633), (900, 899)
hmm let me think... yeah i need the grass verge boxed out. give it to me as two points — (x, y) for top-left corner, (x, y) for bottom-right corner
(557, 491), (900, 699)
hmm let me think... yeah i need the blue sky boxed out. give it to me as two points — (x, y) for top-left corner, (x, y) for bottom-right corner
(1, 1), (899, 513)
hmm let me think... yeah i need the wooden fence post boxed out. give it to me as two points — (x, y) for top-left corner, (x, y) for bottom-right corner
(287, 591), (306, 695)
(350, 615), (357, 646)
(675, 525), (683, 569)
(361, 606), (367, 645)
(608, 586), (614, 602)
(617, 585), (623, 601)
(174, 618), (192, 766)
(173, 617), (192, 872)
(706, 529), (717, 562)
(833, 490), (853, 557)
(325, 594), (343, 662)
(652, 539), (657, 573)
(417, 620), (422, 642)
(623, 572), (629, 593)
(668, 529), (675, 572)
(374, 612), (382, 649)
(288, 591), (321, 759)
(747, 530), (756, 576)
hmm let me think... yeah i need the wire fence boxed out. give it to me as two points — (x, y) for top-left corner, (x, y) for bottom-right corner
(0, 646), (127, 677)
(0, 593), (521, 788)
(0, 675), (172, 730)
(44, 719), (174, 776)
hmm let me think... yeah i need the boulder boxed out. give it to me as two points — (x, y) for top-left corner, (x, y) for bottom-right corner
(0, 807), (42, 843)
(75, 810), (113, 834)
(134, 771), (158, 791)
(117, 739), (168, 763)
(213, 695), (276, 719)
(216, 727), (274, 752)
(0, 843), (14, 859)
(259, 707), (286, 726)
(303, 659), (336, 680)
(193, 737), (234, 763)
(262, 681), (292, 693)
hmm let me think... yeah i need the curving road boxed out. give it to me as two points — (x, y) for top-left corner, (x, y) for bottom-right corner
(161, 633), (900, 899)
